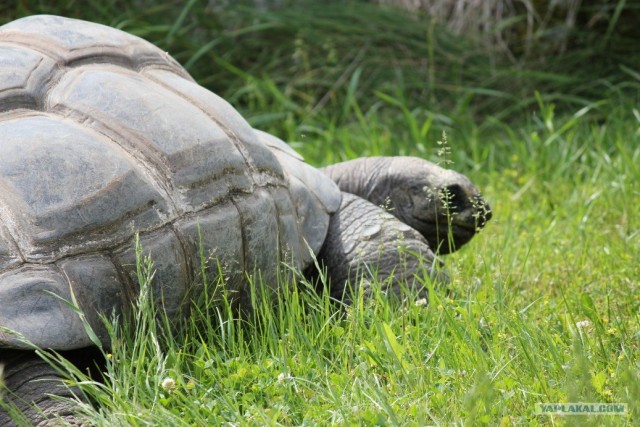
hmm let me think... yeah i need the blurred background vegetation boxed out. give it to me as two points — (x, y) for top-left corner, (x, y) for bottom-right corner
(2, 1), (639, 163)
(0, 0), (640, 133)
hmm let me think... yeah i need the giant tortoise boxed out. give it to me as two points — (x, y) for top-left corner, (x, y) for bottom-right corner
(0, 15), (491, 424)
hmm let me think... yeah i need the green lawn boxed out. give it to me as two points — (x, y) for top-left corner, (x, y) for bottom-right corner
(2, 1), (639, 425)
(66, 82), (636, 427)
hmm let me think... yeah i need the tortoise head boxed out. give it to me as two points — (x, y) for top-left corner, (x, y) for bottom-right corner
(384, 157), (492, 254)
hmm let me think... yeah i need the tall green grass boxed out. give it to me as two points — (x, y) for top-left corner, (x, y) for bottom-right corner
(5, 0), (640, 136)
(8, 94), (637, 426)
(1, 1), (639, 425)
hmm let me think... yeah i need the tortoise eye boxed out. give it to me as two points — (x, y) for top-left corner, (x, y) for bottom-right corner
(443, 184), (464, 200)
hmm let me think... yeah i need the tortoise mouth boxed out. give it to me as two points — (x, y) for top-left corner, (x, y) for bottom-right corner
(421, 221), (477, 254)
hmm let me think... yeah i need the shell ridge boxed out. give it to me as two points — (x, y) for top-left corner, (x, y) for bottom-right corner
(0, 208), (25, 273)
(142, 72), (281, 190)
(0, 45), (57, 112)
(0, 34), (67, 63)
(0, 178), (28, 261)
(48, 104), (180, 211)
(0, 27), (184, 74)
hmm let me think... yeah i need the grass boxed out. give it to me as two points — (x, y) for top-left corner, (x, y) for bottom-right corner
(1, 1), (639, 425)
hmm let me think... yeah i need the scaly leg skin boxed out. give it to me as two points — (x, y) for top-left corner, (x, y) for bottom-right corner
(317, 192), (449, 303)
(0, 350), (83, 426)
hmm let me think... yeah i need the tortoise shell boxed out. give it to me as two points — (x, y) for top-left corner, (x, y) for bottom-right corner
(0, 15), (340, 350)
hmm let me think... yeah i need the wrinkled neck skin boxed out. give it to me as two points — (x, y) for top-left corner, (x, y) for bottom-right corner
(323, 157), (393, 207)
(322, 156), (491, 254)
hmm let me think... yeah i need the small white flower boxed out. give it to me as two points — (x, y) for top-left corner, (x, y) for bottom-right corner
(415, 298), (428, 307)
(161, 377), (176, 393)
(479, 317), (488, 328)
(576, 320), (592, 329)
(277, 372), (292, 383)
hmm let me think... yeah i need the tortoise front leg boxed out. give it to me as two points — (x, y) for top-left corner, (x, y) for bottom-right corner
(315, 192), (448, 303)
(1, 350), (82, 426)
